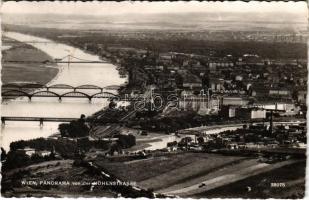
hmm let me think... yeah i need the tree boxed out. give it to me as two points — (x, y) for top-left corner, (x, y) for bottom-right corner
(1, 147), (7, 161)
(58, 123), (70, 137)
(115, 134), (136, 149)
(109, 100), (117, 109)
(3, 151), (30, 170)
(30, 153), (44, 163)
(110, 143), (122, 156)
(58, 115), (89, 138)
(197, 136), (205, 144)
(167, 141), (177, 147)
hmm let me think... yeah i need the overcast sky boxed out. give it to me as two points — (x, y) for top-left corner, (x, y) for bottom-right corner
(1, 1), (307, 15)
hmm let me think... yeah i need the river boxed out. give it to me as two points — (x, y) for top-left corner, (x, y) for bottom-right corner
(1, 32), (126, 151)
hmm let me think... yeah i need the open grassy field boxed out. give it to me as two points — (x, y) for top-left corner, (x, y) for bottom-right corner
(158, 158), (260, 194)
(95, 152), (304, 198)
(2, 37), (58, 85)
(193, 160), (306, 199)
(95, 153), (247, 189)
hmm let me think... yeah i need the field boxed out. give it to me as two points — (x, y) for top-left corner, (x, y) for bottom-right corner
(2, 37), (58, 85)
(194, 160), (306, 199)
(94, 152), (305, 198)
(95, 153), (247, 189)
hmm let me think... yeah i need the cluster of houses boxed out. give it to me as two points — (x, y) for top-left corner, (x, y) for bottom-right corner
(164, 121), (307, 154)
(85, 42), (306, 121)
(17, 147), (55, 157)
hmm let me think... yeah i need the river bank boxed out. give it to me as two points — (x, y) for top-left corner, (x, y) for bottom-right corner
(2, 37), (59, 85)
(1, 32), (126, 151)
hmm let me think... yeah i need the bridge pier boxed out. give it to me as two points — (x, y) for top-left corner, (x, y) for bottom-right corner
(58, 97), (62, 103)
(39, 118), (44, 127)
(1, 117), (5, 126)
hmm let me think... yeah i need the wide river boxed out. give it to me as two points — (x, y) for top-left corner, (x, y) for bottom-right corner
(1, 32), (126, 151)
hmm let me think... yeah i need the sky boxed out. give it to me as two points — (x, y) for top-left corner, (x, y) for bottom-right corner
(1, 1), (307, 16)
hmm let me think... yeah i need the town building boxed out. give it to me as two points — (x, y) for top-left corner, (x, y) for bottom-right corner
(222, 97), (249, 106)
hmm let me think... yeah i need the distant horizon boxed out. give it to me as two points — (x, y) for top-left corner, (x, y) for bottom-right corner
(2, 10), (307, 16)
(2, 1), (307, 16)
(2, 10), (307, 22)
(2, 2), (307, 32)
(2, 11), (307, 26)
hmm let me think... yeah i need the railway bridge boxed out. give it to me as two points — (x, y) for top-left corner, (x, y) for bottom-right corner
(1, 82), (129, 102)
(1, 116), (80, 126)
(2, 83), (120, 92)
(1, 89), (120, 102)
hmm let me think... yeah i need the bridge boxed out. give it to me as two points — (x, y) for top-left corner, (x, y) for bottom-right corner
(4, 60), (109, 64)
(1, 89), (121, 102)
(3, 54), (109, 64)
(0, 116), (103, 126)
(1, 83), (151, 102)
(1, 114), (139, 126)
(2, 83), (121, 92)
(4, 40), (58, 44)
(1, 116), (79, 125)
(0, 115), (141, 127)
